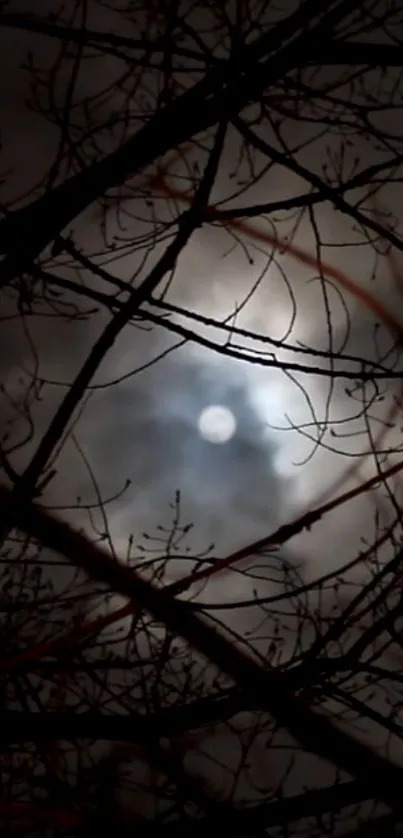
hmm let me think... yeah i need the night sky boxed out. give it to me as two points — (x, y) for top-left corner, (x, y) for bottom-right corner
(1, 0), (403, 827)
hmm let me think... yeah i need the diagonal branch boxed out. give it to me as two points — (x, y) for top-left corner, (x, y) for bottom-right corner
(3, 12), (403, 69)
(0, 0), (356, 285)
(2, 484), (403, 813)
(131, 779), (374, 837)
(19, 121), (226, 485)
(217, 153), (403, 222)
(232, 116), (403, 252)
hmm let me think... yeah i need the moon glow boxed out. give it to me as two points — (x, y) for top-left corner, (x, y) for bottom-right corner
(198, 405), (237, 444)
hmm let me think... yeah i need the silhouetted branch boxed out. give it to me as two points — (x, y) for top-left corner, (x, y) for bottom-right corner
(2, 484), (403, 813)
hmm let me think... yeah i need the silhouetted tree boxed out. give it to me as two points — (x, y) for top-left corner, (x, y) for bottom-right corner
(1, 2), (403, 836)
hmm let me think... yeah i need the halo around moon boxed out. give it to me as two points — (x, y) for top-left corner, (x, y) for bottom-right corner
(198, 405), (237, 444)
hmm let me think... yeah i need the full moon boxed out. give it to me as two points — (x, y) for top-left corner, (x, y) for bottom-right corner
(198, 405), (237, 444)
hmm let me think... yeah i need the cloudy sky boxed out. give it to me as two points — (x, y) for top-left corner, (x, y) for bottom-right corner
(1, 1), (403, 596)
(2, 10), (403, 814)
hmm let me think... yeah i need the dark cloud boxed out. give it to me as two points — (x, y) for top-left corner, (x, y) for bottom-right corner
(86, 349), (283, 549)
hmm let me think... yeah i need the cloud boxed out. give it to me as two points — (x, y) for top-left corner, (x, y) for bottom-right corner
(1, 0), (402, 680)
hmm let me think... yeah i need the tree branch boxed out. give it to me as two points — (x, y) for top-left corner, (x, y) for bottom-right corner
(0, 0), (357, 285)
(2, 484), (403, 812)
(232, 116), (403, 252)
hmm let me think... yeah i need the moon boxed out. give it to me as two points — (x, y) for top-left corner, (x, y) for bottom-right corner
(198, 405), (237, 444)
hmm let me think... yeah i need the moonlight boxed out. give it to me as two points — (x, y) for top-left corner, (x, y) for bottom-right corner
(198, 404), (237, 444)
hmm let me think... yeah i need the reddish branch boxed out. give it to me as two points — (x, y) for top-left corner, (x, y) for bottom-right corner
(2, 484), (403, 812)
(2, 454), (402, 674)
